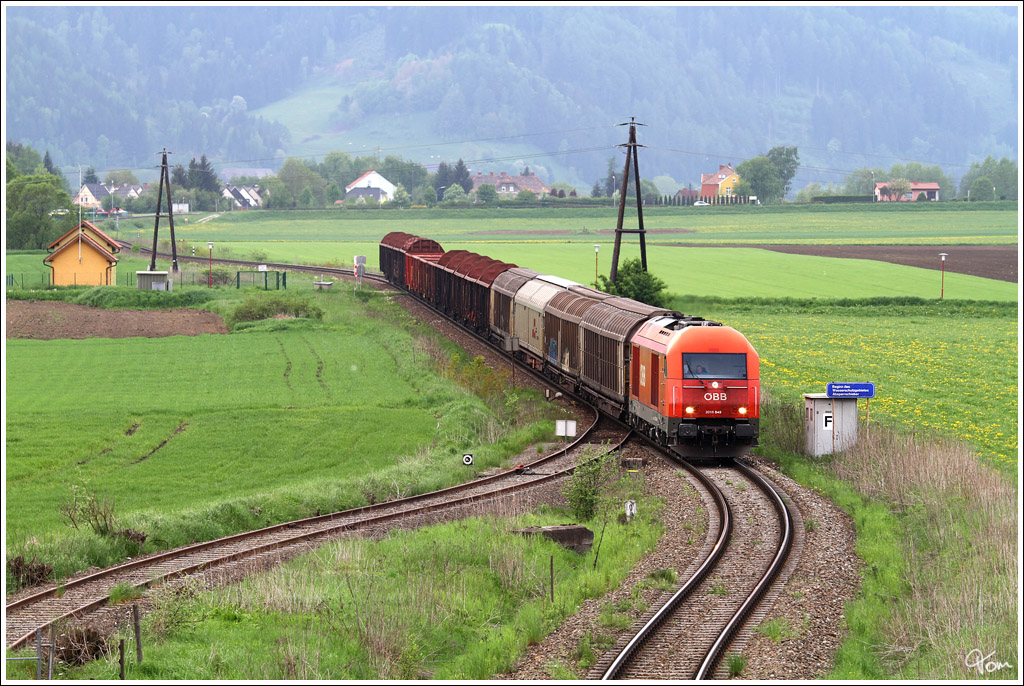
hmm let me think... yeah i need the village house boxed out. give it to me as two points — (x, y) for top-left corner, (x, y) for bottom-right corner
(675, 188), (701, 203)
(72, 183), (110, 209)
(700, 163), (740, 198)
(471, 170), (550, 198)
(345, 170), (396, 203)
(221, 185), (263, 209)
(44, 221), (120, 286)
(72, 183), (147, 210)
(873, 181), (941, 202)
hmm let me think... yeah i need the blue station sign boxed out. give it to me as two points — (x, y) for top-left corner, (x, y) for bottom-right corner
(826, 382), (875, 398)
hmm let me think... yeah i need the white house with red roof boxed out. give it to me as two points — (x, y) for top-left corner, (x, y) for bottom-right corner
(345, 171), (396, 203)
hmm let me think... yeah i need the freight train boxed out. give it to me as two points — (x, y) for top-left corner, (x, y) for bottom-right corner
(380, 232), (759, 458)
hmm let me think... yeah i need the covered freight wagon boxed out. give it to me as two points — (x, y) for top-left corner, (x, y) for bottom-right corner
(379, 232), (444, 288)
(490, 267), (539, 343)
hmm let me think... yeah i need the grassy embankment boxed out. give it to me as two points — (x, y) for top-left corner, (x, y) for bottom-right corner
(59, 467), (669, 680)
(5, 283), (566, 590)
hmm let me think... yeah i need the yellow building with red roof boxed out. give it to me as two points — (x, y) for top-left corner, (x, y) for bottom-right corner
(700, 163), (740, 199)
(44, 221), (121, 286)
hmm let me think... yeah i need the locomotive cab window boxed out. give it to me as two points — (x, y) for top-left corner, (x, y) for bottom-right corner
(683, 353), (746, 379)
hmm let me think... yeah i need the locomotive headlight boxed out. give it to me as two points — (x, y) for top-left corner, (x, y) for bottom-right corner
(711, 381), (720, 389)
(738, 406), (748, 415)
(685, 406), (695, 414)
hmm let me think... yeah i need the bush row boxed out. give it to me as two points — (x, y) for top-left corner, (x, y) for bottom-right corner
(6, 286), (217, 309)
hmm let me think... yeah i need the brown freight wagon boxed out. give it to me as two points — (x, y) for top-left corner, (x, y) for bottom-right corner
(379, 232), (444, 289)
(434, 250), (473, 318)
(406, 252), (444, 303)
(579, 299), (676, 408)
(458, 255), (516, 334)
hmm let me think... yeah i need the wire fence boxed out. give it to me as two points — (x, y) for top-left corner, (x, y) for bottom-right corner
(7, 270), (296, 290)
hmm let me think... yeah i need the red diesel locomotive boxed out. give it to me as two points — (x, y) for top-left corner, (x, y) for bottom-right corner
(380, 232), (759, 457)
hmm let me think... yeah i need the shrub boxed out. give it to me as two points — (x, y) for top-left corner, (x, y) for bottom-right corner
(561, 448), (614, 521)
(228, 294), (324, 328)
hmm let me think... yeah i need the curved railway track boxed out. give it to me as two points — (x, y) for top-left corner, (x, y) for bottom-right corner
(595, 452), (794, 680)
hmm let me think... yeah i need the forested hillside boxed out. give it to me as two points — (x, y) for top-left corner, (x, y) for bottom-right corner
(5, 5), (1017, 191)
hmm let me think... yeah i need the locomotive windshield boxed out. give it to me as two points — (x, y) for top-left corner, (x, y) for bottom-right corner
(683, 353), (747, 380)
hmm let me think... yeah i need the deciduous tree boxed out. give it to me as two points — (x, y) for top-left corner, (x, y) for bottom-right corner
(968, 176), (995, 201)
(887, 177), (911, 201)
(390, 183), (412, 208)
(735, 156), (783, 203)
(594, 258), (669, 308)
(6, 173), (73, 249)
(442, 184), (469, 203)
(766, 146), (799, 197)
(476, 183), (498, 203)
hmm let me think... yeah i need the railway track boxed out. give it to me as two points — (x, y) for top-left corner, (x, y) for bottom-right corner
(120, 243), (382, 285)
(593, 452), (794, 680)
(6, 412), (633, 651)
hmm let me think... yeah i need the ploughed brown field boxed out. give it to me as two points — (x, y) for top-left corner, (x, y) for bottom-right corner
(751, 244), (1017, 283)
(5, 301), (228, 340)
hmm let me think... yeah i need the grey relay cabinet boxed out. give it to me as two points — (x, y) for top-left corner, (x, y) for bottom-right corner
(803, 393), (858, 457)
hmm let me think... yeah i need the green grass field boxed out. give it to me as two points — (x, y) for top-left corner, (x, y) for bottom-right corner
(163, 203), (1018, 245)
(4, 287), (557, 583)
(65, 495), (664, 680)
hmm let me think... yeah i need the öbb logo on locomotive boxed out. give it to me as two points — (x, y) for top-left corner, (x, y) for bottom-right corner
(380, 232), (760, 458)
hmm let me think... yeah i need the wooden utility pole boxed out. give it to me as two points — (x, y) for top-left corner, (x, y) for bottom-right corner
(149, 149), (180, 273)
(609, 118), (648, 283)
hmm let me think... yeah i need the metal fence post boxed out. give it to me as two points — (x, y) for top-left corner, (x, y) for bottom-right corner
(49, 625), (55, 679)
(37, 628), (42, 680)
